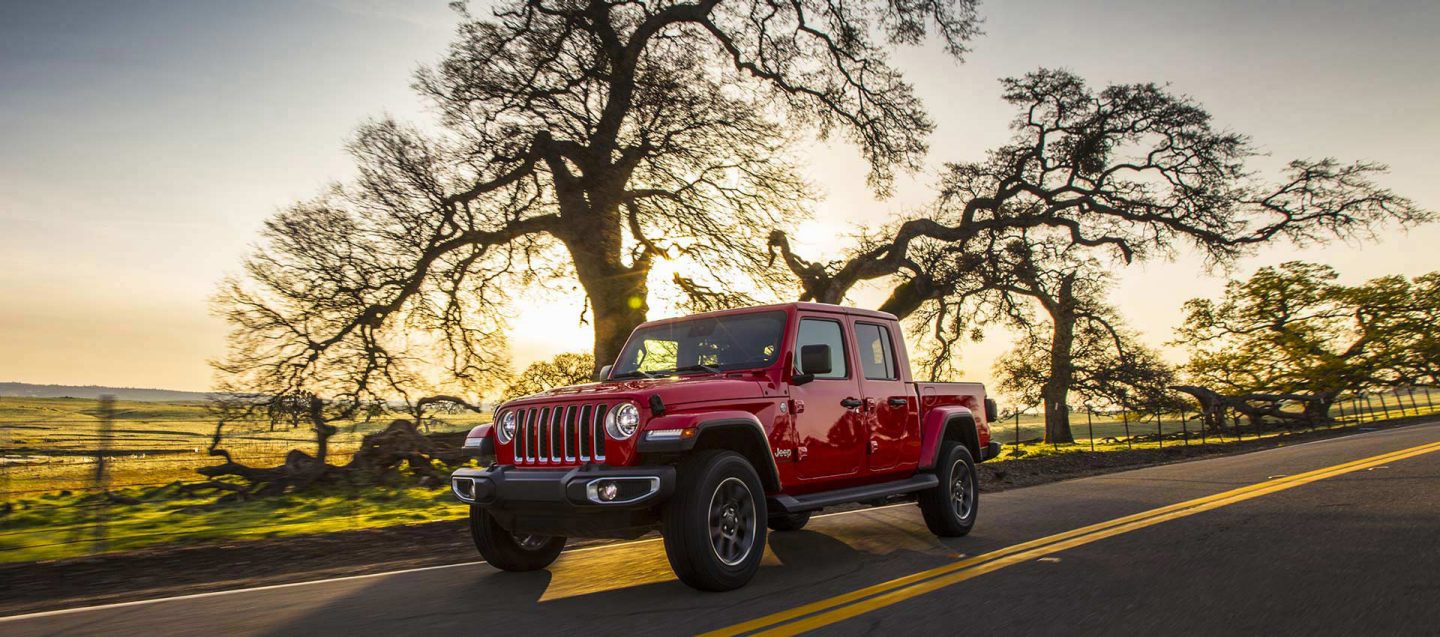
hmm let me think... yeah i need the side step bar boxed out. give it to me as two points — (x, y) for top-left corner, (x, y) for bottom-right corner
(768, 474), (939, 514)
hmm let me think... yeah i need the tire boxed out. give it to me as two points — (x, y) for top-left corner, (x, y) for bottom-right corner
(662, 450), (768, 591)
(917, 441), (979, 537)
(768, 512), (811, 532)
(469, 505), (566, 571)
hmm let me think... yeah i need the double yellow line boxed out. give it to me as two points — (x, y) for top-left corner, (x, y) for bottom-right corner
(704, 439), (1440, 637)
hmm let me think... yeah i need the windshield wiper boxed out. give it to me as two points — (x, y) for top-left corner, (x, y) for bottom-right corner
(612, 364), (720, 380)
(668, 364), (721, 375)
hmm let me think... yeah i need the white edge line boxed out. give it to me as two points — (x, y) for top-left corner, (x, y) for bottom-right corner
(0, 502), (914, 623)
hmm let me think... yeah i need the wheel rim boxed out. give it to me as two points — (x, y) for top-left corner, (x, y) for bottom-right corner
(949, 457), (974, 520)
(708, 477), (757, 567)
(514, 533), (549, 551)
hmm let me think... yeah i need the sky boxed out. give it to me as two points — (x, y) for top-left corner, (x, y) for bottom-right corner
(1, 0), (1437, 396)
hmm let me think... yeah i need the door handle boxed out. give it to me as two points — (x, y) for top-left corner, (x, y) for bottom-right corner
(888, 397), (908, 408)
(840, 397), (863, 409)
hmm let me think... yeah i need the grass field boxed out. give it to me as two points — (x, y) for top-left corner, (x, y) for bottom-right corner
(3, 388), (1437, 563)
(0, 397), (486, 562)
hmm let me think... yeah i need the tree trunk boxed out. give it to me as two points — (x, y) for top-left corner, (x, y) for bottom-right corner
(585, 265), (650, 370)
(1042, 308), (1077, 444)
(561, 201), (651, 373)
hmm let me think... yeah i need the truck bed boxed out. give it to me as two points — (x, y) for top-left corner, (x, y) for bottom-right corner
(915, 381), (991, 446)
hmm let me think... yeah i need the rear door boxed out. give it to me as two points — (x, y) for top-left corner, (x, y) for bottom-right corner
(789, 314), (866, 481)
(852, 320), (917, 473)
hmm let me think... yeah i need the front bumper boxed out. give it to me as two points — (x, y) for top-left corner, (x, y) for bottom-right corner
(451, 464), (676, 509)
(452, 464), (676, 539)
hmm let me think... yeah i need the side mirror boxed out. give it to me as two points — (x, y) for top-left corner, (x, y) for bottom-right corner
(594, 364), (613, 382)
(794, 343), (833, 385)
(985, 398), (999, 423)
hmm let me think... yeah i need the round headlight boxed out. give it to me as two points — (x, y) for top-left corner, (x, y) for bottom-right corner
(606, 403), (641, 440)
(496, 410), (516, 444)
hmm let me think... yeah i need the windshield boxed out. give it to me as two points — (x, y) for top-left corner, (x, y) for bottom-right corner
(611, 310), (787, 379)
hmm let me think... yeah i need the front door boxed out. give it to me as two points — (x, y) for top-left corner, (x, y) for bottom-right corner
(790, 315), (865, 481)
(853, 320), (916, 473)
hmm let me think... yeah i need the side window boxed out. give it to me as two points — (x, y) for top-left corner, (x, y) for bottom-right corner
(795, 318), (848, 379)
(855, 323), (897, 380)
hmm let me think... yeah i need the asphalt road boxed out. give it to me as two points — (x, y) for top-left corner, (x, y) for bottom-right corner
(6, 422), (1439, 636)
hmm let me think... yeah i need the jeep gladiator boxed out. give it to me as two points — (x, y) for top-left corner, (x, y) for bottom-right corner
(452, 302), (999, 591)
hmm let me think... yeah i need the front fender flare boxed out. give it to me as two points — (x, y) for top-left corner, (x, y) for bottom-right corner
(634, 411), (781, 491)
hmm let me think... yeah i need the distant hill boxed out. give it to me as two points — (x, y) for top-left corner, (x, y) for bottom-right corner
(0, 382), (213, 402)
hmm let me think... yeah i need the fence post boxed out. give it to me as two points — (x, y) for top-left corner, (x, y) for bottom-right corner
(1, 407), (9, 518)
(1233, 413), (1243, 441)
(1424, 387), (1435, 412)
(92, 395), (115, 554)
(1086, 409), (1095, 452)
(1014, 410), (1021, 448)
(1180, 408), (1190, 446)
(1363, 393), (1376, 424)
(1155, 408), (1163, 449)
(1407, 387), (1422, 416)
(1122, 410), (1133, 450)
(1377, 391), (1392, 422)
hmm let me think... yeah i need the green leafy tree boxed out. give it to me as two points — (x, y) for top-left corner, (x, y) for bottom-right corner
(1359, 272), (1440, 387)
(1176, 262), (1420, 416)
(503, 352), (596, 401)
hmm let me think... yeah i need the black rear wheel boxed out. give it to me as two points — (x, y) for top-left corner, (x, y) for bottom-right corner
(917, 441), (978, 537)
(469, 505), (566, 571)
(662, 450), (768, 591)
(768, 511), (811, 532)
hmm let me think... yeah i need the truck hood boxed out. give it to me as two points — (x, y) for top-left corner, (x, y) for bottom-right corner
(501, 374), (769, 409)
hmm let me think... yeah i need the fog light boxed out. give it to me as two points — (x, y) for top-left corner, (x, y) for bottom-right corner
(597, 481), (620, 502)
(452, 478), (476, 502)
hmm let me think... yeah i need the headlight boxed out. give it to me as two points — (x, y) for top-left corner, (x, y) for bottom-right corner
(605, 403), (641, 440)
(496, 411), (516, 444)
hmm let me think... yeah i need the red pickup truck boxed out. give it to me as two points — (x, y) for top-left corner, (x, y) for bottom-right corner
(452, 302), (999, 590)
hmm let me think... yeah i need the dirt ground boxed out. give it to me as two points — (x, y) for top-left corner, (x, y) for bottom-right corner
(0, 419), (1416, 616)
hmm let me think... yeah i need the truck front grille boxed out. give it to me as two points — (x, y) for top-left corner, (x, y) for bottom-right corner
(511, 403), (608, 466)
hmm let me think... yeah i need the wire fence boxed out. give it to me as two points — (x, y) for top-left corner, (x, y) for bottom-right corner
(0, 396), (484, 563)
(2, 387), (1436, 563)
(987, 386), (1440, 454)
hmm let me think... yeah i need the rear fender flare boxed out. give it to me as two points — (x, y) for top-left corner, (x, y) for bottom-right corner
(919, 407), (979, 470)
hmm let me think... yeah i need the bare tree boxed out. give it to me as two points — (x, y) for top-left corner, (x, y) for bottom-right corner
(216, 0), (985, 410)
(769, 68), (1428, 330)
(981, 232), (1176, 442)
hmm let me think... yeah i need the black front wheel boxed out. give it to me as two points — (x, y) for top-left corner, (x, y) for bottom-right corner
(662, 450), (768, 591)
(469, 505), (566, 571)
(917, 441), (978, 537)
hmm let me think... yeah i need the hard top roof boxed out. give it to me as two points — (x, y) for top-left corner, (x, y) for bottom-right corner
(634, 302), (898, 328)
